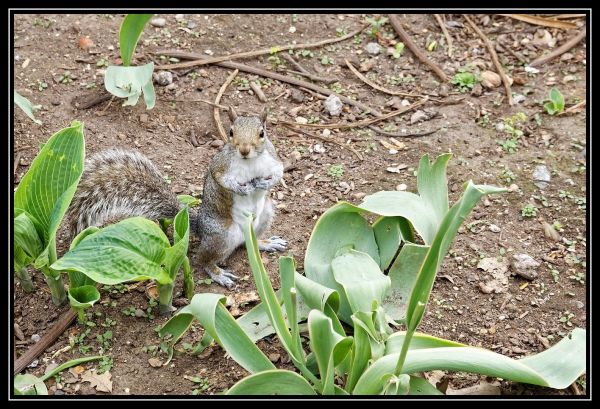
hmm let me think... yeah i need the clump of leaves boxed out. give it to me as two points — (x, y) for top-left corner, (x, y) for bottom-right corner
(104, 14), (155, 109)
(366, 16), (388, 37)
(390, 43), (405, 59)
(521, 204), (538, 218)
(327, 165), (344, 179)
(543, 88), (565, 115)
(450, 71), (478, 93)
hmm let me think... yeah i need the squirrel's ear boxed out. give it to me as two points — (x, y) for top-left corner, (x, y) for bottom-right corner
(260, 106), (268, 124)
(228, 106), (238, 122)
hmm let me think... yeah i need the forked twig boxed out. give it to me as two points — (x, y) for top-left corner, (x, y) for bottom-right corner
(214, 69), (239, 142)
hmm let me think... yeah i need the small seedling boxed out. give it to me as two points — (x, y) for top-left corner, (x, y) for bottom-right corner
(391, 43), (405, 59)
(34, 80), (48, 92)
(569, 272), (585, 285)
(450, 71), (477, 93)
(353, 34), (364, 45)
(327, 165), (344, 179)
(320, 55), (334, 65)
(521, 204), (538, 218)
(543, 88), (565, 115)
(550, 268), (560, 283)
(329, 82), (343, 94)
(186, 375), (211, 395)
(365, 16), (388, 37)
(532, 195), (550, 208)
(498, 138), (518, 153)
(336, 27), (347, 37)
(198, 278), (213, 285)
(427, 40), (437, 52)
(96, 58), (109, 68)
(296, 49), (314, 58)
(58, 71), (74, 84)
(97, 356), (113, 374)
(499, 168), (516, 184)
(559, 311), (575, 327)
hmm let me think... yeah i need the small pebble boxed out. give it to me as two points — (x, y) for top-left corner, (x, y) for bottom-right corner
(150, 17), (166, 27)
(396, 183), (407, 191)
(365, 42), (381, 55)
(31, 334), (41, 343)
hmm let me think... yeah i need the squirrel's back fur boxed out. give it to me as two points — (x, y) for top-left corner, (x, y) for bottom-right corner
(66, 148), (182, 238)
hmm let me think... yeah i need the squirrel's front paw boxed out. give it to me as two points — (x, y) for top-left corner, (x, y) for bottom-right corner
(252, 177), (273, 190)
(259, 236), (288, 252)
(237, 182), (254, 195)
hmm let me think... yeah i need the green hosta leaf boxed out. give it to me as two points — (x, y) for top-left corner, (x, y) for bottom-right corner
(51, 217), (171, 285)
(331, 249), (390, 315)
(226, 370), (316, 395)
(68, 285), (100, 309)
(354, 329), (586, 394)
(13, 211), (43, 260)
(67, 226), (100, 288)
(14, 91), (42, 125)
(549, 88), (565, 112)
(308, 310), (353, 395)
(163, 207), (189, 280)
(119, 14), (153, 66)
(105, 63), (155, 109)
(544, 101), (558, 115)
(14, 121), (85, 267)
(383, 243), (429, 322)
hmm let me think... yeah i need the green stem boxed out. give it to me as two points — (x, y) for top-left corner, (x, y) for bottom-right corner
(75, 308), (86, 323)
(15, 267), (35, 292)
(394, 302), (425, 376)
(182, 257), (194, 300)
(158, 282), (175, 315)
(42, 268), (67, 306)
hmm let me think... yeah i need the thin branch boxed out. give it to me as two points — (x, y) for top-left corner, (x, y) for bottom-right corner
(558, 100), (586, 116)
(277, 97), (428, 130)
(498, 14), (577, 29)
(249, 81), (267, 102)
(155, 52), (383, 117)
(214, 69), (239, 142)
(496, 43), (528, 65)
(345, 59), (425, 98)
(388, 15), (448, 82)
(283, 124), (363, 161)
(434, 14), (453, 58)
(13, 153), (21, 178)
(281, 54), (338, 84)
(155, 25), (367, 70)
(14, 309), (77, 375)
(529, 29), (586, 67)
(368, 125), (441, 138)
(464, 15), (514, 106)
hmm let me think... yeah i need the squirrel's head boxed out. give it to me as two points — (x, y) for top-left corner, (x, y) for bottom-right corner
(227, 106), (268, 160)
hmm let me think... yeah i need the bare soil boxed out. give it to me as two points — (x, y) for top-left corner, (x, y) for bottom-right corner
(13, 13), (587, 396)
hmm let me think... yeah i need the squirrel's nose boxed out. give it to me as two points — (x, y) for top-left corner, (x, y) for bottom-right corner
(239, 147), (251, 157)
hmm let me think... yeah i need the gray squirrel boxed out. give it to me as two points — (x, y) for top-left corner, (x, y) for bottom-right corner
(66, 106), (287, 289)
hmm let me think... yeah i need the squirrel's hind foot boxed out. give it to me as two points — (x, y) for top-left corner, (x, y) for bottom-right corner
(259, 236), (288, 252)
(206, 266), (239, 289)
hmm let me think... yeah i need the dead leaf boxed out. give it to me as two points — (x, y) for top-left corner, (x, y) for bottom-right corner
(229, 291), (260, 317)
(71, 365), (86, 375)
(541, 221), (561, 241)
(148, 358), (162, 368)
(446, 381), (502, 395)
(78, 37), (95, 49)
(81, 370), (112, 393)
(477, 257), (509, 294)
(358, 58), (376, 72)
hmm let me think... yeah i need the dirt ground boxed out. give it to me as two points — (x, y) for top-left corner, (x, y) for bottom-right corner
(13, 13), (587, 396)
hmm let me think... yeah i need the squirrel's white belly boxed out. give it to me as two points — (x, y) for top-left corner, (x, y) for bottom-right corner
(232, 190), (267, 228)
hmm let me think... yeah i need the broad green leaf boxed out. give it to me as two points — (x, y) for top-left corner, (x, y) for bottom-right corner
(69, 226), (100, 250)
(68, 285), (100, 309)
(177, 293), (274, 373)
(226, 370), (316, 395)
(294, 272), (339, 313)
(409, 375), (443, 395)
(385, 331), (465, 355)
(13, 211), (42, 259)
(549, 88), (565, 112)
(304, 202), (380, 322)
(119, 14), (153, 66)
(51, 217), (171, 285)
(14, 355), (103, 395)
(164, 207), (189, 280)
(177, 194), (201, 207)
(105, 63), (155, 109)
(308, 310), (353, 395)
(405, 182), (506, 331)
(416, 153), (451, 224)
(331, 250), (390, 315)
(14, 91), (42, 125)
(67, 226), (100, 288)
(346, 314), (373, 393)
(14, 121), (85, 265)
(383, 243), (429, 322)
(353, 329), (586, 394)
(372, 217), (407, 270)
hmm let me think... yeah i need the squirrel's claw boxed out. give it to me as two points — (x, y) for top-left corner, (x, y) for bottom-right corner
(208, 267), (239, 289)
(259, 236), (288, 252)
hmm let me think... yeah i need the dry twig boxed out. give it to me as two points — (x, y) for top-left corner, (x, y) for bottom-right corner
(388, 15), (448, 82)
(282, 53), (337, 84)
(214, 69), (239, 142)
(155, 25), (367, 70)
(499, 14), (577, 29)
(368, 125), (441, 138)
(464, 15), (514, 106)
(249, 81), (267, 102)
(434, 14), (453, 58)
(283, 124), (363, 161)
(345, 59), (425, 98)
(529, 29), (586, 67)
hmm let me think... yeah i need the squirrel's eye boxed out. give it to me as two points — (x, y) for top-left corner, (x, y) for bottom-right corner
(229, 129), (233, 137)
(259, 130), (265, 138)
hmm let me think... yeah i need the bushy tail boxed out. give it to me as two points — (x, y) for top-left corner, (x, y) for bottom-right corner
(66, 149), (184, 238)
